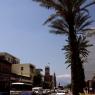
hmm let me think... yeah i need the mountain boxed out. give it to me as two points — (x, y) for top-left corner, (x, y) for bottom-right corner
(57, 78), (71, 87)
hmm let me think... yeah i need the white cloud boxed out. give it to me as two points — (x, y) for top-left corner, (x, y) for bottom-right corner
(56, 74), (71, 79)
(89, 27), (95, 30)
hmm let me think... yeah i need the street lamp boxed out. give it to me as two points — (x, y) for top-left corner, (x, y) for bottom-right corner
(21, 66), (23, 82)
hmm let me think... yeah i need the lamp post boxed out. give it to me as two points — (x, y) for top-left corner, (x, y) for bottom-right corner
(21, 66), (23, 82)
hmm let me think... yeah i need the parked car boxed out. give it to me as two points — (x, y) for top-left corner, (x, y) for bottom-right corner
(43, 89), (51, 95)
(56, 90), (67, 95)
(43, 89), (47, 95)
(32, 87), (43, 95)
(56, 92), (65, 95)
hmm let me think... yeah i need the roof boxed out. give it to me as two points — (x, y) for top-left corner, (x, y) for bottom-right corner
(0, 52), (20, 64)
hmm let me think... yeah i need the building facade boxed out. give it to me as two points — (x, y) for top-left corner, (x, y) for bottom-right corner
(11, 64), (35, 84)
(43, 66), (53, 89)
(83, 36), (95, 91)
(0, 52), (19, 92)
(84, 36), (95, 81)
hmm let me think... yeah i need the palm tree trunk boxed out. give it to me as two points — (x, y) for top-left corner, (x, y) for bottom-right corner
(69, 29), (79, 95)
(68, 16), (83, 95)
(77, 59), (85, 93)
(68, 23), (85, 95)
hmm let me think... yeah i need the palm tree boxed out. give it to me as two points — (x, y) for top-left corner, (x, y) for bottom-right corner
(63, 36), (92, 66)
(33, 0), (95, 95)
(63, 36), (93, 93)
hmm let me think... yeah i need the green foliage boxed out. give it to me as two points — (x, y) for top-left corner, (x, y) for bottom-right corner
(33, 0), (95, 36)
(33, 0), (95, 95)
(64, 83), (71, 89)
(33, 71), (43, 87)
(62, 36), (93, 68)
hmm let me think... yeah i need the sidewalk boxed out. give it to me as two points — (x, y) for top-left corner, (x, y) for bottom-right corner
(85, 94), (95, 95)
(80, 94), (95, 95)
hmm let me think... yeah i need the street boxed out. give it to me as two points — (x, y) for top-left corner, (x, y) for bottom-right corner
(50, 92), (72, 95)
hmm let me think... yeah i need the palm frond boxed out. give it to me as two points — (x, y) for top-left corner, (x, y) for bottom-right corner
(43, 14), (57, 25)
(33, 0), (94, 70)
(33, 0), (57, 9)
(75, 13), (90, 28)
(48, 18), (69, 34)
(78, 20), (93, 32)
(81, 1), (95, 10)
(63, 35), (92, 67)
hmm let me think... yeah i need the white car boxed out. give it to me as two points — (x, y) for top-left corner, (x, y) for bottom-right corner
(32, 87), (43, 95)
(56, 92), (65, 95)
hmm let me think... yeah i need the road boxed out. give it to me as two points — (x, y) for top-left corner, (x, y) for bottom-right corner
(10, 91), (72, 95)
(51, 93), (56, 95)
(50, 92), (72, 95)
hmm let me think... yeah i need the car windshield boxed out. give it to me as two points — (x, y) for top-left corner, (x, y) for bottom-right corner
(34, 89), (38, 91)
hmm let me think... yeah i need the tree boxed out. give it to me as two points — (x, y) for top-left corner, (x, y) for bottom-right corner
(64, 83), (71, 89)
(33, 70), (43, 87)
(63, 36), (93, 67)
(33, 0), (95, 95)
(63, 36), (93, 93)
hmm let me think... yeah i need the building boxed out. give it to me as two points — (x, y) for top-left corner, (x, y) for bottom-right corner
(83, 34), (95, 89)
(0, 52), (19, 92)
(84, 36), (95, 81)
(0, 52), (38, 91)
(32, 68), (43, 87)
(43, 66), (53, 89)
(45, 66), (50, 76)
(0, 52), (20, 64)
(11, 64), (35, 84)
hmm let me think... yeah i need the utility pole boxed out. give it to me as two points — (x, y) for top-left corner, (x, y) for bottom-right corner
(21, 66), (23, 82)
(54, 72), (56, 88)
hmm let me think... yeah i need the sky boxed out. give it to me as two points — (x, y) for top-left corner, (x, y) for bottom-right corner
(0, 0), (95, 85)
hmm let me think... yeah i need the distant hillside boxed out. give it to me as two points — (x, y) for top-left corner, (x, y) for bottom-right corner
(57, 78), (71, 87)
